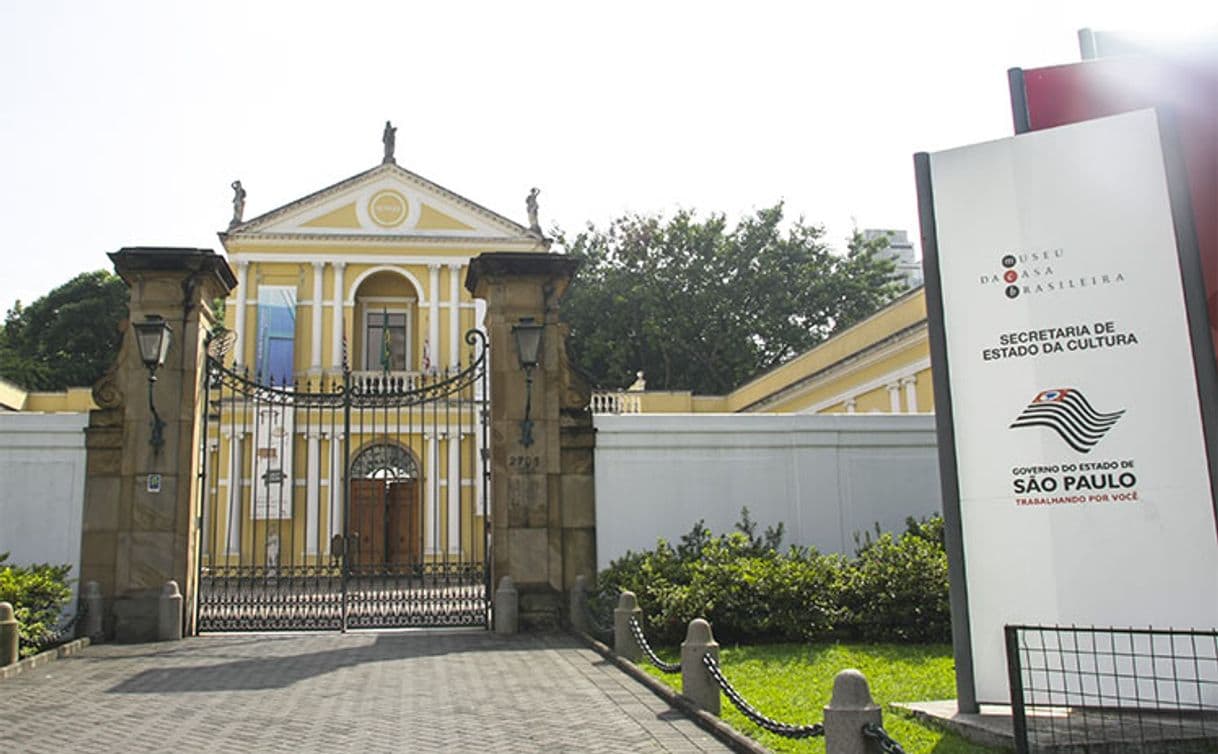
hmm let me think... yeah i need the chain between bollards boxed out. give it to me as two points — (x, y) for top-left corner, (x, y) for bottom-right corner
(862, 722), (909, 754)
(701, 652), (825, 739)
(628, 615), (681, 673)
(601, 598), (908, 754)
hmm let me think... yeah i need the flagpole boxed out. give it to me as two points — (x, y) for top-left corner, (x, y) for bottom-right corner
(380, 307), (392, 375)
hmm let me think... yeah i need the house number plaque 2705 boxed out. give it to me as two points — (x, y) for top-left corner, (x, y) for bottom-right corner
(508, 455), (541, 472)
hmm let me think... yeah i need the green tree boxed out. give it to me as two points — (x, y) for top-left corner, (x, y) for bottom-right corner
(559, 204), (905, 394)
(0, 270), (128, 390)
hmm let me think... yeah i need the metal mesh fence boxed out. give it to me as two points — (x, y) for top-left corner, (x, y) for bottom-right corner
(1006, 624), (1218, 753)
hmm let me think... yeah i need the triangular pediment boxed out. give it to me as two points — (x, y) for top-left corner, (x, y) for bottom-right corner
(223, 163), (538, 243)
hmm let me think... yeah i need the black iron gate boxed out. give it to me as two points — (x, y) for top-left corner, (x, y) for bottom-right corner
(195, 331), (489, 631)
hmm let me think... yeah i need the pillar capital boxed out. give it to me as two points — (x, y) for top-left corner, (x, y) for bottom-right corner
(109, 247), (236, 300)
(465, 253), (581, 306)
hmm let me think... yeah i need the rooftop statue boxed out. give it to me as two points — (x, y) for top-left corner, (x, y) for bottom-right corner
(526, 187), (541, 234)
(229, 180), (246, 228)
(382, 120), (397, 164)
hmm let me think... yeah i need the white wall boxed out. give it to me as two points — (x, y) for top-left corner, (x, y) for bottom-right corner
(0, 412), (88, 611)
(594, 413), (941, 569)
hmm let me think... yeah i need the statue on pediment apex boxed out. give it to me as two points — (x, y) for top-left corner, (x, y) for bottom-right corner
(382, 121), (397, 164)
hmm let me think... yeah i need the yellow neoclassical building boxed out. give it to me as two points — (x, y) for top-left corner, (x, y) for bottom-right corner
(195, 140), (547, 629)
(220, 159), (547, 380)
(593, 287), (933, 416)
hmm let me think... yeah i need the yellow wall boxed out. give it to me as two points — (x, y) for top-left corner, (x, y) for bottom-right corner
(0, 378), (27, 410)
(601, 288), (934, 416)
(2, 383), (97, 413)
(726, 289), (928, 412)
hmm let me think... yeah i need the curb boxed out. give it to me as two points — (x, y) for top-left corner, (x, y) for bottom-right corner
(891, 701), (1015, 750)
(572, 630), (770, 754)
(0, 637), (92, 681)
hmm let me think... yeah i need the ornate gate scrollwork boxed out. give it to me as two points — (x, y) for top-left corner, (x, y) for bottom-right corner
(195, 330), (489, 631)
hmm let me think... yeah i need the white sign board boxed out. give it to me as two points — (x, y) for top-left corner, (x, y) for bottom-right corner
(925, 109), (1218, 703)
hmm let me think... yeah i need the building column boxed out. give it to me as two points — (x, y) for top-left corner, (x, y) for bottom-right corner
(474, 410), (485, 553)
(448, 263), (462, 369)
(233, 261), (249, 367)
(201, 440), (219, 555)
(845, 398), (857, 414)
(310, 262), (324, 373)
(428, 264), (441, 372)
(225, 430), (243, 554)
(426, 433), (439, 552)
(328, 431), (343, 554)
(902, 375), (919, 413)
(330, 262), (346, 370)
(887, 382), (902, 413)
(447, 434), (460, 553)
(306, 431), (321, 555)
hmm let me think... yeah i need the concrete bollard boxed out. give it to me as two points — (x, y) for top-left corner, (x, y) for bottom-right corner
(681, 618), (721, 716)
(82, 581), (104, 640)
(570, 575), (590, 634)
(494, 576), (518, 634)
(823, 668), (882, 754)
(0, 602), (18, 666)
(157, 581), (183, 641)
(613, 591), (643, 661)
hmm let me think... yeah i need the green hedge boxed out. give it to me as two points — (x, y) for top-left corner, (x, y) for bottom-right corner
(0, 553), (73, 657)
(594, 510), (949, 646)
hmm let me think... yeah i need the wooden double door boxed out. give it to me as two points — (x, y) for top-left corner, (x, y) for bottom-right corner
(348, 478), (421, 571)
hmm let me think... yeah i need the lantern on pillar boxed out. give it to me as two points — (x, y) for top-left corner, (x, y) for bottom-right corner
(132, 315), (172, 452)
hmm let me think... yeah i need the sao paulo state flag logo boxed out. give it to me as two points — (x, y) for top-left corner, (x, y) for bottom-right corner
(1009, 388), (1124, 453)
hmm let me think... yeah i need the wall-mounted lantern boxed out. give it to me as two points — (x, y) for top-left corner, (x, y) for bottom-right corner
(133, 315), (172, 453)
(512, 317), (544, 448)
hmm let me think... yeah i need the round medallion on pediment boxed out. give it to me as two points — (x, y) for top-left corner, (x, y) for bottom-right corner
(368, 189), (409, 227)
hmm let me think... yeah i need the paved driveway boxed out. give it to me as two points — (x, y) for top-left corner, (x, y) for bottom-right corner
(1, 631), (732, 753)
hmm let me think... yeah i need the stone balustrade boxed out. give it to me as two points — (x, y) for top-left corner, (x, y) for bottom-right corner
(590, 391), (643, 414)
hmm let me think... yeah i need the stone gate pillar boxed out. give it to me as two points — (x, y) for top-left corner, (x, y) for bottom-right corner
(466, 252), (597, 630)
(80, 248), (235, 641)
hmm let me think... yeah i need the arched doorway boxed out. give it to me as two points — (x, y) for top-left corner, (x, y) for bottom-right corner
(348, 442), (420, 573)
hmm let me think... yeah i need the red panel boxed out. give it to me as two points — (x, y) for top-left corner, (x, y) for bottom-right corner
(1022, 57), (1218, 356)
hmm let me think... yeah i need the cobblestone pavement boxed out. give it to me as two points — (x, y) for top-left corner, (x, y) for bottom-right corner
(1, 631), (734, 753)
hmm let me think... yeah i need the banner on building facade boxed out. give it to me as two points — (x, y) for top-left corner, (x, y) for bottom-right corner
(251, 285), (297, 521)
(917, 108), (1218, 705)
(251, 401), (295, 521)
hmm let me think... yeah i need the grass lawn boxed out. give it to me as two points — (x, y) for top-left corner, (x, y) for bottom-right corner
(638, 642), (1008, 753)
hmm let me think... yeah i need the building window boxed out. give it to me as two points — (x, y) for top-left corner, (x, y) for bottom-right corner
(364, 309), (409, 371)
(350, 443), (419, 479)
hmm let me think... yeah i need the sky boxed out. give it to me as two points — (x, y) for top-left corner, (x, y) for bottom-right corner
(1, 0), (1215, 314)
